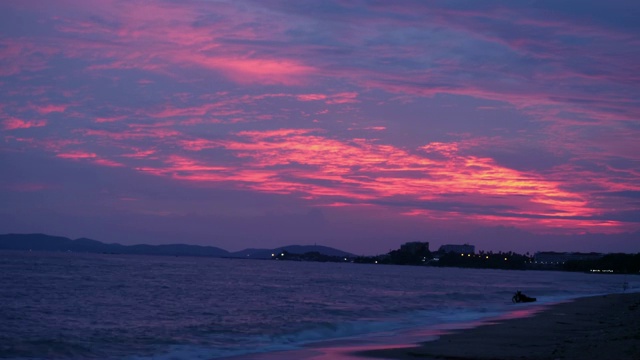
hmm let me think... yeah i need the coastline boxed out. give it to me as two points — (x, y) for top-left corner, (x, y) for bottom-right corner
(357, 292), (640, 360)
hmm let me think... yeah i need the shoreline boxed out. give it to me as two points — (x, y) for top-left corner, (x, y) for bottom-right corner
(356, 292), (640, 360)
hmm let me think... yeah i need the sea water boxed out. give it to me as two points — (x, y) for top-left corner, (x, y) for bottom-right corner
(0, 251), (635, 359)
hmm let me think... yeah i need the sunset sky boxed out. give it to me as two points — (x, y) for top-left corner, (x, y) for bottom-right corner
(1, 0), (639, 254)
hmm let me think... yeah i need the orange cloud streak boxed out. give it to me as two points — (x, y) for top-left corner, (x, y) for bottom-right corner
(124, 128), (606, 232)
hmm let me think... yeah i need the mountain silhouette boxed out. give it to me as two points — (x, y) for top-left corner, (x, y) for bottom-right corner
(0, 233), (354, 259)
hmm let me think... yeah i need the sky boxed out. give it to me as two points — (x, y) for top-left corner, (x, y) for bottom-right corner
(1, 0), (639, 255)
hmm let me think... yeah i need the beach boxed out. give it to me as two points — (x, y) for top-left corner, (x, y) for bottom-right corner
(359, 292), (640, 360)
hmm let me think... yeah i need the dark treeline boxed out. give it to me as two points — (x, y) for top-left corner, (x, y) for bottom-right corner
(564, 253), (640, 273)
(434, 251), (533, 270)
(353, 242), (431, 265)
(274, 243), (640, 274)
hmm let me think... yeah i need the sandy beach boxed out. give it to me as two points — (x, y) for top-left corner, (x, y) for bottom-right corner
(359, 292), (640, 360)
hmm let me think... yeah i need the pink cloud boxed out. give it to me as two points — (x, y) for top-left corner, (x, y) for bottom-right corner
(93, 158), (124, 167)
(43, 1), (316, 86)
(326, 92), (359, 104)
(56, 152), (97, 159)
(297, 92), (359, 104)
(2, 118), (47, 130)
(421, 142), (459, 156)
(0, 39), (57, 76)
(126, 128), (615, 234)
(56, 151), (124, 167)
(179, 139), (218, 151)
(186, 55), (315, 85)
(297, 94), (327, 101)
(148, 103), (235, 119)
(80, 127), (181, 140)
(39, 138), (84, 152)
(95, 115), (127, 123)
(121, 149), (156, 158)
(33, 104), (67, 115)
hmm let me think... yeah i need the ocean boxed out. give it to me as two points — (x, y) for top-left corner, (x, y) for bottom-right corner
(0, 251), (635, 359)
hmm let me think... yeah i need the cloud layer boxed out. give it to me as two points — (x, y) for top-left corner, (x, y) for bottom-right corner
(1, 0), (639, 253)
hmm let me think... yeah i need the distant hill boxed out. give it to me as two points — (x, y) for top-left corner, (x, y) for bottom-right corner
(0, 233), (229, 257)
(229, 245), (354, 259)
(0, 233), (354, 259)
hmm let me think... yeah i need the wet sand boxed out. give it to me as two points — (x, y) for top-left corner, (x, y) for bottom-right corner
(358, 292), (640, 360)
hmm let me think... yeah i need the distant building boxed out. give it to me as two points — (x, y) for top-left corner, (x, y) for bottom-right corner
(384, 241), (430, 265)
(534, 252), (603, 265)
(399, 242), (430, 255)
(438, 244), (475, 255)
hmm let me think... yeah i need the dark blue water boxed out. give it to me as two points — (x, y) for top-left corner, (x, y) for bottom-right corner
(0, 251), (634, 359)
